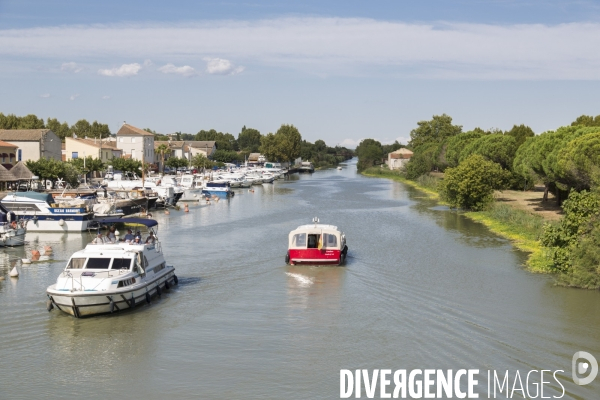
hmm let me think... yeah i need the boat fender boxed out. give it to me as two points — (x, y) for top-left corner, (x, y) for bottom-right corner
(173, 275), (178, 285)
(145, 292), (151, 304)
(156, 284), (161, 297)
(165, 279), (170, 290)
(285, 252), (290, 265)
(130, 294), (135, 308)
(342, 245), (348, 255)
(109, 299), (115, 313)
(46, 298), (54, 312)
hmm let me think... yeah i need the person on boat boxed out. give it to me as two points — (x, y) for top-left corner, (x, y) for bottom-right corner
(106, 227), (117, 243)
(10, 220), (18, 230)
(130, 236), (142, 245)
(123, 229), (135, 243)
(145, 231), (156, 244)
(91, 233), (105, 244)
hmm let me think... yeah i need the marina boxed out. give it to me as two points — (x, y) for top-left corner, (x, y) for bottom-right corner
(0, 161), (598, 398)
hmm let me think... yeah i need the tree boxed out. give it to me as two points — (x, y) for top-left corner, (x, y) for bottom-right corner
(408, 114), (462, 150)
(404, 142), (439, 179)
(196, 129), (238, 151)
(355, 139), (383, 171)
(156, 143), (170, 174)
(212, 150), (241, 163)
(0, 113), (20, 129)
(165, 157), (189, 169)
(26, 158), (80, 187)
(459, 134), (518, 170)
(505, 124), (535, 148)
(259, 124), (302, 163)
(571, 114), (600, 127)
(70, 156), (105, 175)
(439, 154), (508, 211)
(71, 119), (91, 138)
(109, 158), (142, 174)
(237, 127), (262, 152)
(444, 131), (482, 168)
(46, 118), (71, 140)
(18, 114), (45, 129)
(557, 132), (600, 190)
(382, 141), (403, 155)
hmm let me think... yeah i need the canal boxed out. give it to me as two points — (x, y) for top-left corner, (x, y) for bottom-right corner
(0, 160), (599, 399)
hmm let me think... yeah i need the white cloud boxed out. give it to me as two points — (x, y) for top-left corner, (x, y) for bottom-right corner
(60, 61), (83, 73)
(102, 95), (110, 100)
(39, 93), (50, 98)
(70, 94), (79, 101)
(3, 19), (600, 79)
(143, 59), (153, 67)
(340, 138), (361, 148)
(204, 58), (244, 75)
(98, 63), (142, 77)
(158, 63), (197, 77)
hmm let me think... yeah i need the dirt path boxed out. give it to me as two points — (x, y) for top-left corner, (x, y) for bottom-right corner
(494, 186), (563, 221)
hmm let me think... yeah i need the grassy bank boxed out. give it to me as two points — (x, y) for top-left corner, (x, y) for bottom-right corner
(360, 167), (555, 272)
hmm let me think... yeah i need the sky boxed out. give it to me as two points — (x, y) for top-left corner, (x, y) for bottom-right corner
(1, 1), (600, 147)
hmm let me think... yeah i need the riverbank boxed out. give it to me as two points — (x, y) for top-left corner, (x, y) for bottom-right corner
(361, 167), (556, 273)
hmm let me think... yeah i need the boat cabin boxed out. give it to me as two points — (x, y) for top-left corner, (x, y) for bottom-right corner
(287, 219), (347, 265)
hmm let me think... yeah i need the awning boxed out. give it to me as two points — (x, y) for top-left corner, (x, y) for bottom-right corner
(95, 217), (158, 227)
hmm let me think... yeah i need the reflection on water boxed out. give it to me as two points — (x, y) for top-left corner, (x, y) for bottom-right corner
(1, 159), (599, 398)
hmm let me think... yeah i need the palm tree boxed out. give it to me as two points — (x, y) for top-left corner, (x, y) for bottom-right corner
(156, 143), (170, 174)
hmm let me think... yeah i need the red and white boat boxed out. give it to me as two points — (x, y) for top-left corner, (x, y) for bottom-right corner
(285, 218), (348, 265)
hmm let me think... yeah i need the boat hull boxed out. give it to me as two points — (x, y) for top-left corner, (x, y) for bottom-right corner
(287, 248), (346, 265)
(178, 188), (204, 201)
(0, 227), (26, 247)
(47, 268), (176, 317)
(18, 214), (93, 232)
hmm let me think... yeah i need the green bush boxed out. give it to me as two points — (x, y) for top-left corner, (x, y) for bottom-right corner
(540, 190), (600, 273)
(439, 154), (508, 210)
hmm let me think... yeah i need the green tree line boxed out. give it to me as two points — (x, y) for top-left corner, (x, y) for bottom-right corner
(0, 113), (110, 140)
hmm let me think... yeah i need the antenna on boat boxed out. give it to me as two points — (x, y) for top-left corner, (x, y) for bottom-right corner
(313, 217), (319, 226)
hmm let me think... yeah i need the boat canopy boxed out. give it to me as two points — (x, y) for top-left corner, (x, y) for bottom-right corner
(11, 191), (54, 204)
(288, 225), (343, 250)
(95, 217), (158, 228)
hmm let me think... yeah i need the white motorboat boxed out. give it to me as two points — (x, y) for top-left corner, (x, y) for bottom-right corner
(1, 191), (94, 232)
(177, 175), (205, 201)
(106, 173), (179, 207)
(46, 218), (177, 318)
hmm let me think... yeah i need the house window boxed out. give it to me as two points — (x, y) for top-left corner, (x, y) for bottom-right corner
(17, 149), (21, 161)
(72, 152), (78, 159)
(132, 137), (136, 143)
(119, 137), (124, 143)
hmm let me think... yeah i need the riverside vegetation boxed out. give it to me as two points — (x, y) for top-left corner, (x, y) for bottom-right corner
(358, 114), (600, 289)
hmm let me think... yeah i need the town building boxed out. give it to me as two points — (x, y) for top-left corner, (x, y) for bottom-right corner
(387, 148), (413, 170)
(0, 129), (62, 162)
(0, 140), (19, 169)
(65, 137), (122, 162)
(115, 124), (155, 163)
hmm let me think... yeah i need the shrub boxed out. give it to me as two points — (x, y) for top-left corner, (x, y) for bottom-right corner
(439, 154), (508, 210)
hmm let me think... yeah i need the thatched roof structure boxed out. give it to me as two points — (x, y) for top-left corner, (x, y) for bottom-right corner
(10, 161), (34, 180)
(0, 164), (17, 182)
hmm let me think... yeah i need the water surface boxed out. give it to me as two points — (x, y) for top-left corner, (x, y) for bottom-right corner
(1, 161), (599, 399)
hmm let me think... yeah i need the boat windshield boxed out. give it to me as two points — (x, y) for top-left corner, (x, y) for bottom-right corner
(85, 258), (111, 269)
(323, 233), (338, 248)
(67, 257), (86, 269)
(112, 258), (132, 270)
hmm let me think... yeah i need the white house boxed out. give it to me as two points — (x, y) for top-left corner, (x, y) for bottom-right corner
(0, 129), (62, 162)
(388, 148), (413, 170)
(116, 124), (155, 163)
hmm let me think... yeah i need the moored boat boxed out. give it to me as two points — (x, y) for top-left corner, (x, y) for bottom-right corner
(46, 218), (177, 318)
(1, 191), (94, 232)
(0, 204), (26, 247)
(285, 217), (348, 265)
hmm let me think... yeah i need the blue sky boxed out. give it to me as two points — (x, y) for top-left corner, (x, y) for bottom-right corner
(1, 1), (600, 147)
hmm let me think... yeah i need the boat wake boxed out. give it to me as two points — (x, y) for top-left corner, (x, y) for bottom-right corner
(285, 272), (314, 287)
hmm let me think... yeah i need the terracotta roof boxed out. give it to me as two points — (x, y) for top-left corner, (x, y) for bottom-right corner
(389, 148), (413, 159)
(10, 161), (33, 180)
(248, 153), (261, 161)
(0, 140), (18, 148)
(0, 129), (53, 141)
(116, 124), (155, 137)
(0, 163), (17, 182)
(66, 137), (118, 149)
